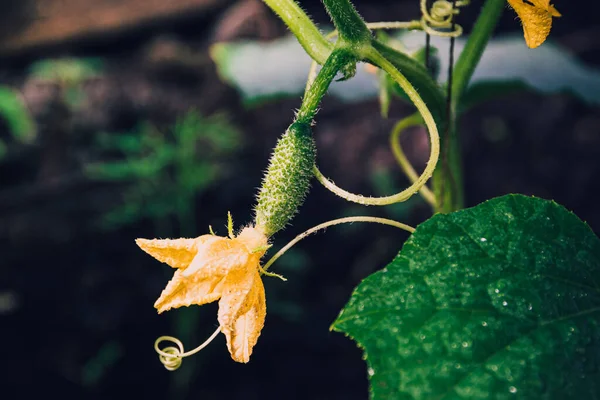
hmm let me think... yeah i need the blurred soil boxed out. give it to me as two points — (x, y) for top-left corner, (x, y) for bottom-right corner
(0, 0), (599, 399)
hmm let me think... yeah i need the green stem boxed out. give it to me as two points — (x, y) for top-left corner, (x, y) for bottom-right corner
(321, 0), (371, 45)
(261, 0), (332, 64)
(452, 0), (505, 107)
(296, 49), (355, 123)
(432, 119), (462, 213)
(432, 0), (505, 213)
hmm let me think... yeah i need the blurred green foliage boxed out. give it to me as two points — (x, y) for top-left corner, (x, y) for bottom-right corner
(29, 57), (104, 107)
(86, 111), (241, 233)
(29, 57), (104, 84)
(0, 86), (35, 159)
(81, 341), (123, 387)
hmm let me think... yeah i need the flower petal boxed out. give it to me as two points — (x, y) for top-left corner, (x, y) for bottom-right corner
(136, 237), (208, 269)
(153, 235), (253, 313)
(182, 240), (249, 278)
(218, 270), (266, 363)
(154, 268), (226, 313)
(529, 0), (560, 17)
(507, 0), (560, 49)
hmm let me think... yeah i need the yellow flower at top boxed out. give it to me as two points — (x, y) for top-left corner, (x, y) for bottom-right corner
(507, 0), (561, 48)
(136, 225), (269, 363)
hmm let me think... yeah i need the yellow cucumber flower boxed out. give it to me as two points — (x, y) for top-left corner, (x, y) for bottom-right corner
(136, 225), (269, 363)
(507, 0), (561, 48)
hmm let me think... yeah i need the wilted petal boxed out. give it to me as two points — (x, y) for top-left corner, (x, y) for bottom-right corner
(218, 269), (266, 363)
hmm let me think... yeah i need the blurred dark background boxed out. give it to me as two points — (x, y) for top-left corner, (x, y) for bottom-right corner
(0, 0), (598, 399)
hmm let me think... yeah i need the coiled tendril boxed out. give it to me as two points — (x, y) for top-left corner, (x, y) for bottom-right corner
(311, 46), (440, 206)
(154, 326), (221, 371)
(420, 0), (470, 37)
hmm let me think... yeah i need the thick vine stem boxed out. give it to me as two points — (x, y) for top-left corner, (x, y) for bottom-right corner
(297, 49), (356, 123)
(304, 21), (423, 94)
(314, 47), (440, 206)
(261, 0), (332, 64)
(322, 0), (372, 46)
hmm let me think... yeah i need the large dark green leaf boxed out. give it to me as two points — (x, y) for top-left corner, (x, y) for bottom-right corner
(332, 194), (600, 399)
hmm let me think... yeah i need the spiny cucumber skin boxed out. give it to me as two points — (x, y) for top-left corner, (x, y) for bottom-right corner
(254, 122), (316, 237)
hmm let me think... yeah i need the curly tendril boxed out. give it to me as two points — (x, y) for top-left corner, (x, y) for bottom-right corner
(262, 216), (415, 272)
(420, 0), (470, 38)
(303, 19), (441, 206)
(389, 113), (437, 207)
(154, 326), (221, 371)
(312, 46), (440, 206)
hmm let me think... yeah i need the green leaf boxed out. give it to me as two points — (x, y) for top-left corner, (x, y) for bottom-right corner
(87, 110), (240, 231)
(332, 194), (600, 399)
